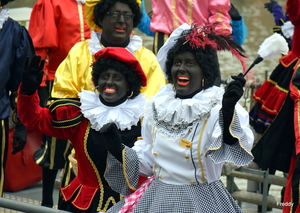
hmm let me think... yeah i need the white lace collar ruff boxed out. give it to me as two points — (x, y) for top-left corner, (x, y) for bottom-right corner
(76, 0), (86, 3)
(79, 90), (146, 131)
(0, 8), (9, 29)
(146, 84), (224, 126)
(88, 31), (143, 55)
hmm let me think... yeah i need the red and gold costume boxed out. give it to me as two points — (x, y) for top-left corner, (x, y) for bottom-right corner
(17, 89), (146, 212)
(249, 0), (300, 211)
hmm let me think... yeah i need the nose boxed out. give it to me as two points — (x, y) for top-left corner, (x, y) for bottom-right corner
(178, 63), (187, 72)
(118, 14), (125, 22)
(106, 76), (114, 85)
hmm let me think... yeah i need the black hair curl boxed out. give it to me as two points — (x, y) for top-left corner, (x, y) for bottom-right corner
(165, 36), (220, 89)
(93, 0), (142, 29)
(91, 58), (141, 99)
(1, 0), (14, 6)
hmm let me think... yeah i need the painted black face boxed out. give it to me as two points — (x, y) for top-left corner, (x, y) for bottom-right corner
(99, 2), (134, 44)
(97, 68), (129, 103)
(171, 51), (204, 96)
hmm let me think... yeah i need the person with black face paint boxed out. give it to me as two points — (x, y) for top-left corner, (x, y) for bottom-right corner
(17, 47), (147, 213)
(102, 23), (254, 213)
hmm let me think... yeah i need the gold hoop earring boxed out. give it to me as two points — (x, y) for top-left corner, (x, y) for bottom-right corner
(94, 86), (99, 93)
(201, 79), (205, 88)
(128, 91), (133, 98)
(172, 84), (176, 91)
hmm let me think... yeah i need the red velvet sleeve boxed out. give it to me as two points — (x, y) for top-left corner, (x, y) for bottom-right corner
(17, 85), (81, 140)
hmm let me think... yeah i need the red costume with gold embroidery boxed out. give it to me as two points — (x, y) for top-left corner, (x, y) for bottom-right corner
(17, 91), (143, 212)
(249, 0), (300, 211)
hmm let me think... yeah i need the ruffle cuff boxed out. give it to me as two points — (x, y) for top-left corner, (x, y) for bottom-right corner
(104, 147), (140, 196)
(205, 110), (253, 166)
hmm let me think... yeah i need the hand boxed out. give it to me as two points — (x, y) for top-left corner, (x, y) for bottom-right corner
(222, 73), (245, 110)
(229, 3), (241, 21)
(222, 73), (245, 145)
(12, 122), (27, 155)
(21, 55), (45, 95)
(281, 21), (294, 39)
(264, 0), (278, 13)
(100, 123), (124, 162)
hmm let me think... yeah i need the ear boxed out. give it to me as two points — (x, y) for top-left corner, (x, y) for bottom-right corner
(98, 18), (103, 28)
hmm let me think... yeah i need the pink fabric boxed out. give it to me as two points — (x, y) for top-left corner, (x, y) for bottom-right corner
(150, 0), (232, 35)
(119, 176), (155, 213)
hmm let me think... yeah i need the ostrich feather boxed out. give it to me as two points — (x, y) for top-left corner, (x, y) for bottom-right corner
(243, 33), (289, 76)
(257, 33), (289, 60)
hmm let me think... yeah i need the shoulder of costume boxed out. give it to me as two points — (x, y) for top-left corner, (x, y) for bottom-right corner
(48, 98), (83, 129)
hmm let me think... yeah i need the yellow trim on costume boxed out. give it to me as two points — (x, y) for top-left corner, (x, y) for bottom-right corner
(252, 78), (289, 114)
(197, 116), (209, 183)
(64, 160), (72, 187)
(268, 78), (289, 93)
(52, 114), (83, 128)
(290, 189), (293, 213)
(122, 148), (137, 191)
(35, 140), (49, 165)
(205, 111), (253, 158)
(102, 196), (117, 211)
(64, 140), (72, 159)
(49, 137), (57, 170)
(172, 0), (178, 29)
(163, 33), (169, 43)
(187, 0), (193, 25)
(280, 54), (299, 68)
(50, 102), (81, 113)
(84, 123), (116, 212)
(217, 10), (227, 30)
(77, 2), (85, 41)
(0, 120), (5, 196)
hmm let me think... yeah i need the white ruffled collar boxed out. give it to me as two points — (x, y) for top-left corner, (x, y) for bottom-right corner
(145, 84), (224, 139)
(79, 90), (146, 131)
(88, 31), (143, 55)
(76, 0), (86, 3)
(0, 8), (9, 29)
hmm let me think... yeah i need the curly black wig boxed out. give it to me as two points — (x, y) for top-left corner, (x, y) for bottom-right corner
(92, 58), (141, 99)
(1, 0), (14, 6)
(93, 0), (142, 29)
(165, 36), (220, 90)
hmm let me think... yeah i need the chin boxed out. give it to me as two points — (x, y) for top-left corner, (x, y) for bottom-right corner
(175, 86), (189, 95)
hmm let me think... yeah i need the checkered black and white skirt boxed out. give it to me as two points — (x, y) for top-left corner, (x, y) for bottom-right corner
(106, 178), (242, 213)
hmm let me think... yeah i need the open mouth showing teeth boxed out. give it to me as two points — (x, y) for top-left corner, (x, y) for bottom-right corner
(177, 75), (190, 86)
(104, 87), (116, 93)
(115, 27), (126, 33)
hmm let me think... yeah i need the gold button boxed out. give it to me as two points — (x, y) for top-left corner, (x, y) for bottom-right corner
(189, 128), (193, 132)
(153, 152), (158, 156)
(185, 156), (190, 160)
(137, 137), (143, 140)
(158, 175), (162, 178)
(190, 180), (195, 183)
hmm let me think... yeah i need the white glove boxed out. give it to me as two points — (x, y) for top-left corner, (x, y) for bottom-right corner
(281, 21), (294, 39)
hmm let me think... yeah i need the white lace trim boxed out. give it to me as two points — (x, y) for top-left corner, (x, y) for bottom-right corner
(145, 84), (224, 138)
(79, 90), (146, 131)
(88, 31), (143, 55)
(0, 8), (9, 29)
